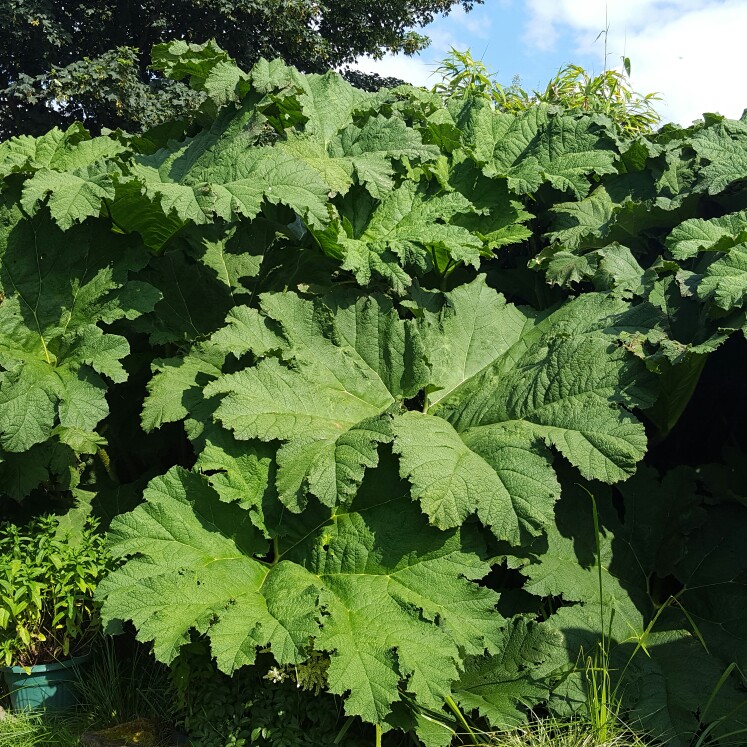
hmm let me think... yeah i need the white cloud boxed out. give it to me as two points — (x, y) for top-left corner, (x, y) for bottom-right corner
(350, 5), (486, 88)
(424, 24), (470, 54)
(448, 5), (494, 40)
(524, 0), (703, 49)
(348, 54), (437, 88)
(523, 0), (747, 124)
(620, 4), (747, 124)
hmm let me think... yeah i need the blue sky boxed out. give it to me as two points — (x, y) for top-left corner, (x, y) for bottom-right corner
(352, 0), (747, 126)
(412, 1), (602, 93)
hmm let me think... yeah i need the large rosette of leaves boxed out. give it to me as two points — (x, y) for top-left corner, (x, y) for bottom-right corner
(102, 273), (657, 728)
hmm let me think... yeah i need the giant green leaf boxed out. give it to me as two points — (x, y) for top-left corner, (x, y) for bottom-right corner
(100, 464), (500, 725)
(458, 103), (618, 198)
(692, 118), (747, 195)
(141, 302), (286, 433)
(201, 278), (655, 541)
(0, 125), (124, 179)
(393, 411), (559, 545)
(431, 287), (656, 485)
(287, 493), (500, 723)
(131, 145), (331, 228)
(98, 467), (317, 671)
(151, 39), (250, 109)
(504, 479), (645, 612)
(205, 291), (426, 510)
(418, 275), (531, 408)
(123, 90), (331, 229)
(313, 181), (484, 288)
(698, 244), (747, 310)
(275, 72), (438, 199)
(666, 209), (747, 260)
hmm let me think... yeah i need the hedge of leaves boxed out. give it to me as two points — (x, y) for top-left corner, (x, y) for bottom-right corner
(1, 41), (746, 745)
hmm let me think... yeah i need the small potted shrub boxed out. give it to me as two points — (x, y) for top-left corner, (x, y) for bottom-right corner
(0, 515), (113, 711)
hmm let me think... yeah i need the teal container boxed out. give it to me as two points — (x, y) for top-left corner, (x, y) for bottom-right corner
(2, 654), (89, 712)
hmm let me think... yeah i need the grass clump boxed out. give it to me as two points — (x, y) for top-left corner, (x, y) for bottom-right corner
(0, 710), (84, 747)
(484, 717), (649, 747)
(73, 635), (175, 728)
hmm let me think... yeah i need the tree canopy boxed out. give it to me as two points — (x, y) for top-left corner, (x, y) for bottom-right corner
(0, 0), (478, 138)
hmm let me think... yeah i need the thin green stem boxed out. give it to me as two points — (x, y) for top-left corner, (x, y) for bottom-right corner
(334, 716), (355, 744)
(375, 723), (382, 747)
(440, 258), (454, 291)
(577, 484), (618, 738)
(445, 695), (479, 745)
(701, 662), (736, 723)
(614, 592), (681, 699)
(39, 335), (52, 365)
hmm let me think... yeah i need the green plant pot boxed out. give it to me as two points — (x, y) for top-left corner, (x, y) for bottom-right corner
(2, 654), (90, 712)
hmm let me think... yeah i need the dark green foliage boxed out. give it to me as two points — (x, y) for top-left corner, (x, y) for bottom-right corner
(0, 46), (205, 140)
(172, 644), (367, 747)
(0, 0), (478, 138)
